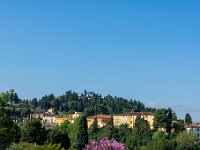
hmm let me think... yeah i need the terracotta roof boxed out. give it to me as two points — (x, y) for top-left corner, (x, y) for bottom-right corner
(185, 123), (200, 128)
(115, 112), (154, 116)
(87, 115), (111, 120)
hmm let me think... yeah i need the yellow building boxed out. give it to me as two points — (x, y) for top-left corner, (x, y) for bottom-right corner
(87, 115), (111, 128)
(55, 112), (82, 125)
(113, 112), (154, 129)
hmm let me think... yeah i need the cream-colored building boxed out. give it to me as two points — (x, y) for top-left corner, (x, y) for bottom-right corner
(113, 112), (154, 129)
(87, 115), (111, 128)
(43, 112), (56, 124)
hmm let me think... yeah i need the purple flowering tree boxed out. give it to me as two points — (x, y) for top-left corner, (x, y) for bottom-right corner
(83, 138), (126, 150)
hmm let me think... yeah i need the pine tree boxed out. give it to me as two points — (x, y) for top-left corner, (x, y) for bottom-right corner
(76, 115), (88, 150)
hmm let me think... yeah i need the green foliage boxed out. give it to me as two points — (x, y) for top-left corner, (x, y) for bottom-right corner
(118, 124), (130, 143)
(0, 99), (20, 148)
(67, 117), (81, 148)
(176, 131), (198, 150)
(91, 117), (98, 134)
(126, 116), (151, 150)
(8, 142), (61, 150)
(172, 121), (184, 134)
(46, 127), (70, 149)
(89, 117), (98, 140)
(36, 91), (155, 115)
(76, 115), (88, 150)
(59, 120), (71, 134)
(150, 131), (168, 150)
(21, 120), (46, 145)
(185, 113), (192, 125)
(154, 108), (172, 134)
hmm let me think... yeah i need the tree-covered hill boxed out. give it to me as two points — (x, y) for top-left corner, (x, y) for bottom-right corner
(33, 90), (156, 115)
(1, 90), (156, 117)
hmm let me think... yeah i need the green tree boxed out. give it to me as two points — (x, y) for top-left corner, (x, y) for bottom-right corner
(65, 117), (81, 148)
(185, 113), (192, 125)
(0, 99), (20, 149)
(59, 120), (71, 134)
(176, 131), (198, 150)
(149, 131), (168, 150)
(89, 116), (98, 140)
(154, 108), (172, 134)
(46, 127), (70, 149)
(126, 116), (151, 149)
(118, 124), (130, 143)
(91, 117), (98, 134)
(172, 121), (184, 134)
(21, 120), (46, 145)
(76, 115), (88, 150)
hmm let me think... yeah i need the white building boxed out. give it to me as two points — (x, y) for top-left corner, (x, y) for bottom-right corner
(185, 123), (200, 140)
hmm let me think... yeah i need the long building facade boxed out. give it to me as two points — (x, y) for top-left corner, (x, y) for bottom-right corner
(113, 112), (154, 129)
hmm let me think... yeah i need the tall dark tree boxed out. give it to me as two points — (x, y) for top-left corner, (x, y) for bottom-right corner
(12, 93), (20, 103)
(31, 98), (38, 108)
(90, 117), (98, 140)
(185, 113), (192, 125)
(76, 115), (88, 150)
(154, 108), (172, 134)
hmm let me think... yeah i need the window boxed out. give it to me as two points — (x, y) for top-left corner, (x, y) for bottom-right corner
(197, 128), (199, 132)
(197, 133), (199, 137)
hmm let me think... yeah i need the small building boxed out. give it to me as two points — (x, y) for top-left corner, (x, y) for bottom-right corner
(113, 112), (154, 129)
(43, 112), (56, 124)
(55, 112), (82, 125)
(87, 114), (111, 128)
(185, 123), (200, 140)
(32, 108), (44, 120)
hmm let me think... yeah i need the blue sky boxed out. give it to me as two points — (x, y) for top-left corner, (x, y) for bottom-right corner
(1, 0), (200, 121)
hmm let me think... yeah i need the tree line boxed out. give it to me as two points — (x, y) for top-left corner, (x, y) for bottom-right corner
(0, 90), (155, 119)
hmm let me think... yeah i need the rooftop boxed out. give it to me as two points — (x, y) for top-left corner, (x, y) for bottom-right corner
(87, 114), (111, 120)
(114, 112), (154, 116)
(185, 122), (200, 128)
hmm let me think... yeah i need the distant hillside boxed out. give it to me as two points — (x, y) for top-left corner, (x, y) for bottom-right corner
(0, 90), (156, 117)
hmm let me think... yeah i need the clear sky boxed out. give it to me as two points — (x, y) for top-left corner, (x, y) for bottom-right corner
(1, 0), (200, 121)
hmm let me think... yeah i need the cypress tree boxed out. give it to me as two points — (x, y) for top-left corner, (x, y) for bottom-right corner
(91, 117), (98, 134)
(185, 113), (192, 125)
(76, 115), (88, 150)
(91, 117), (98, 140)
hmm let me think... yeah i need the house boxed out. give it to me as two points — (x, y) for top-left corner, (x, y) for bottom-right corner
(55, 112), (82, 125)
(43, 112), (56, 124)
(185, 123), (200, 140)
(113, 112), (154, 129)
(31, 108), (44, 120)
(87, 114), (111, 128)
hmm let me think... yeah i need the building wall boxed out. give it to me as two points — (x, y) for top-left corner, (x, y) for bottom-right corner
(186, 127), (200, 140)
(113, 113), (154, 129)
(87, 116), (111, 128)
